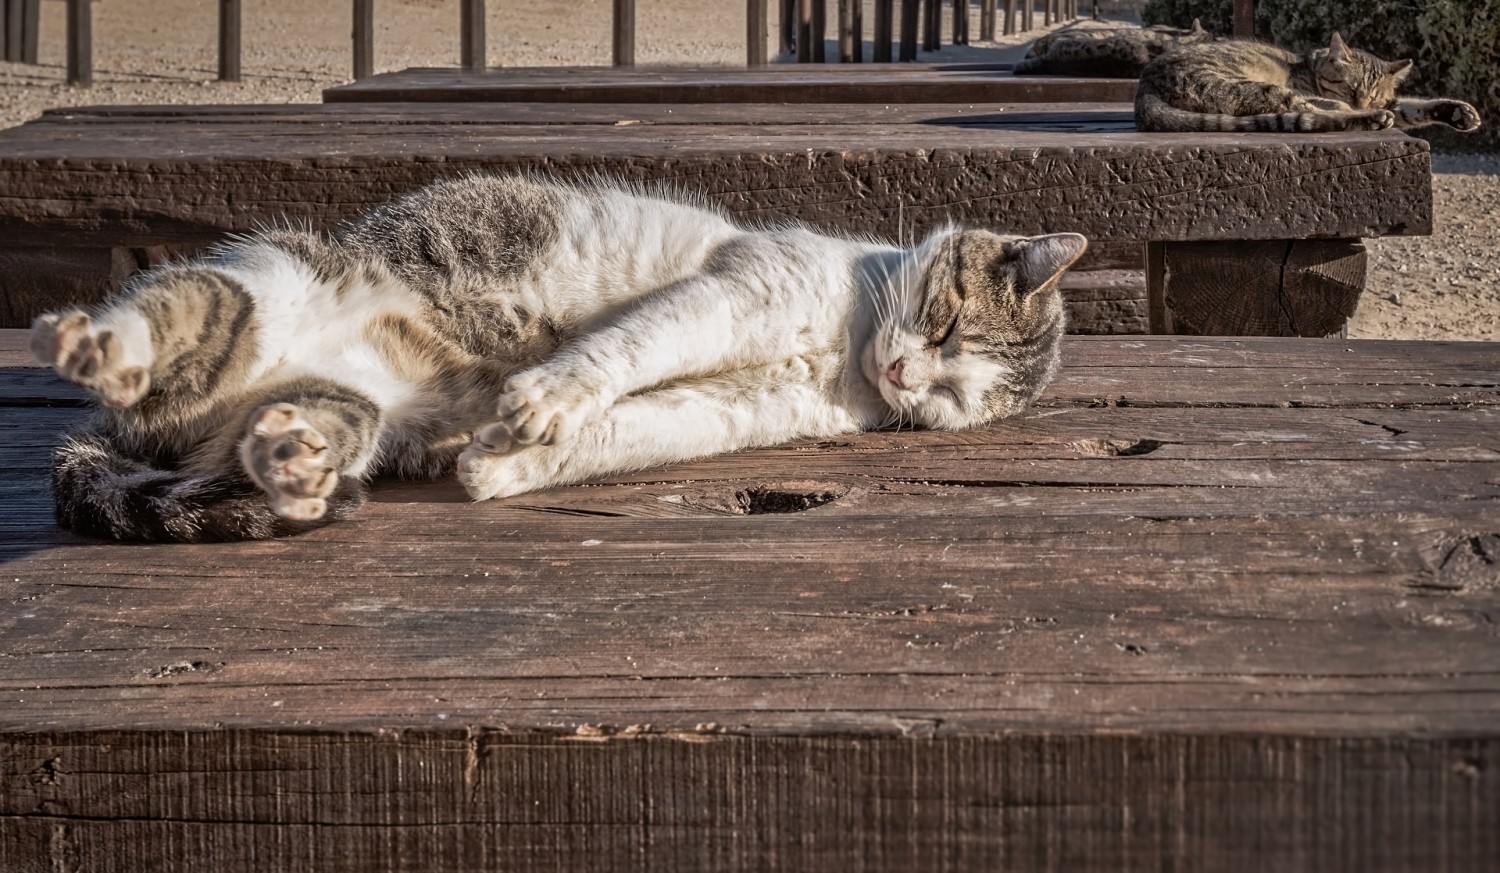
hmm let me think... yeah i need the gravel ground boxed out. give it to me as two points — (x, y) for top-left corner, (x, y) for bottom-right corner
(1, 1), (1495, 341)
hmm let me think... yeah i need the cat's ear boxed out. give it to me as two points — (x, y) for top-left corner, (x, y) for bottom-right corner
(1385, 58), (1414, 81)
(1190, 18), (1204, 34)
(1016, 234), (1088, 296)
(1328, 32), (1351, 63)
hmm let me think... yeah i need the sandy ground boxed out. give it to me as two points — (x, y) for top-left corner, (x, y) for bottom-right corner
(1, 1), (1495, 340)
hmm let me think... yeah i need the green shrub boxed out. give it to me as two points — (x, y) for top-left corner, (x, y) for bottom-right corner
(1140, 0), (1500, 149)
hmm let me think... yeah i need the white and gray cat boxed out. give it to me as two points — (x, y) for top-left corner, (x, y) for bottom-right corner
(31, 175), (1085, 542)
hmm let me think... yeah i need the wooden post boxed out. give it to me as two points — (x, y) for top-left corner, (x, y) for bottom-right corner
(838, 0), (854, 61)
(747, 0), (767, 65)
(851, 0), (862, 61)
(811, 0), (826, 61)
(796, 0), (812, 62)
(460, 0), (484, 71)
(980, 0), (994, 41)
(1023, 0), (1033, 32)
(613, 0), (635, 66)
(778, 0), (793, 54)
(953, 0), (968, 45)
(1003, 0), (1015, 35)
(874, 0), (892, 61)
(5, 0), (39, 64)
(1233, 0), (1254, 38)
(353, 0), (374, 80)
(899, 0), (917, 60)
(922, 0), (939, 51)
(1146, 239), (1366, 337)
(66, 0), (90, 86)
(218, 0), (242, 82)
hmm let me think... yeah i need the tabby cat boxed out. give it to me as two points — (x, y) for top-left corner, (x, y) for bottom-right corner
(1015, 19), (1216, 78)
(1136, 32), (1482, 133)
(32, 175), (1085, 542)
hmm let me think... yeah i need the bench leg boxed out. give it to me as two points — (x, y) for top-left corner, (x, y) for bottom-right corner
(1145, 239), (1367, 337)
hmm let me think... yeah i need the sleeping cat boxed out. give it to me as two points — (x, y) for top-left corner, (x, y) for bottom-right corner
(1014, 19), (1216, 78)
(31, 175), (1085, 542)
(1136, 31), (1482, 133)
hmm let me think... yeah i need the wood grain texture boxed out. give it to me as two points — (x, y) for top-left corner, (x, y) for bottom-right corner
(321, 64), (1138, 103)
(1, 331), (1497, 870)
(0, 102), (1431, 252)
(1157, 239), (1368, 337)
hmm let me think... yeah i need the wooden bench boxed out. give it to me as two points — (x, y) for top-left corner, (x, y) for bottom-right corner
(321, 63), (1140, 104)
(3, 328), (1497, 870)
(0, 102), (1428, 337)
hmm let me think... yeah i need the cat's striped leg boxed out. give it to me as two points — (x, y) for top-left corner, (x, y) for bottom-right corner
(238, 378), (382, 521)
(1394, 97), (1481, 131)
(30, 268), (258, 410)
(31, 309), (152, 408)
(458, 371), (859, 500)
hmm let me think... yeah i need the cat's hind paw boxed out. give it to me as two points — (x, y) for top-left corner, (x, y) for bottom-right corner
(31, 310), (151, 408)
(496, 367), (608, 447)
(240, 403), (339, 521)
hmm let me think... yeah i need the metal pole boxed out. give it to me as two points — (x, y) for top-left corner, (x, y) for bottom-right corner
(218, 0), (242, 82)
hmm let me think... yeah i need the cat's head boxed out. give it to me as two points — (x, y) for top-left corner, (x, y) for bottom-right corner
(1310, 32), (1413, 110)
(863, 229), (1085, 430)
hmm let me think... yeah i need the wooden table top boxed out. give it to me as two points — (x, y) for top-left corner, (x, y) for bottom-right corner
(3, 329), (1497, 870)
(0, 102), (1430, 249)
(4, 329), (1498, 735)
(321, 64), (1140, 105)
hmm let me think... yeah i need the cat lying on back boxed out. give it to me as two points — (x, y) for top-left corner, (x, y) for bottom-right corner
(32, 175), (1086, 542)
(1136, 31), (1482, 133)
(1015, 19), (1216, 78)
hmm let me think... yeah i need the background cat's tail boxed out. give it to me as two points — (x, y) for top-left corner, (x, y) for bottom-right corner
(1135, 89), (1335, 132)
(52, 431), (367, 543)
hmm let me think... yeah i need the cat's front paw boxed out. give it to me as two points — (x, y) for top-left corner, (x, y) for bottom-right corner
(456, 439), (544, 501)
(240, 403), (339, 521)
(31, 310), (151, 408)
(1359, 109), (1397, 131)
(1438, 100), (1481, 132)
(496, 367), (609, 446)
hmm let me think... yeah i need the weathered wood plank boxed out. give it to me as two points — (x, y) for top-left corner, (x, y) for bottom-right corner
(1, 733), (1492, 873)
(0, 104), (1431, 251)
(1150, 239), (1368, 337)
(2, 333), (1497, 870)
(321, 64), (1139, 103)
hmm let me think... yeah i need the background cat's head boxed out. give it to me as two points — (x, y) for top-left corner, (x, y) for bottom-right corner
(1310, 32), (1413, 110)
(864, 229), (1085, 430)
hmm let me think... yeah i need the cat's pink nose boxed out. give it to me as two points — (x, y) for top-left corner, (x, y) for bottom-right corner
(883, 357), (907, 389)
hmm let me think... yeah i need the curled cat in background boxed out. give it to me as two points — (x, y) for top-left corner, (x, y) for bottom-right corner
(1136, 31), (1482, 133)
(1015, 19), (1217, 78)
(31, 175), (1086, 542)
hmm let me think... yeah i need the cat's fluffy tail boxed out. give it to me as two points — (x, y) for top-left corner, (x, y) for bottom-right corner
(52, 431), (367, 543)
